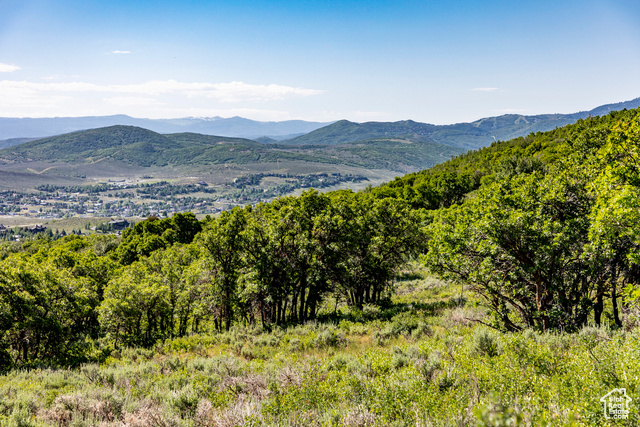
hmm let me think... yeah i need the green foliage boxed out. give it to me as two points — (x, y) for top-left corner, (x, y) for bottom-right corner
(422, 108), (640, 331)
(198, 207), (249, 331)
(0, 273), (639, 425)
(317, 192), (427, 309)
(112, 212), (201, 264)
(472, 329), (502, 357)
(474, 394), (525, 427)
(0, 253), (101, 369)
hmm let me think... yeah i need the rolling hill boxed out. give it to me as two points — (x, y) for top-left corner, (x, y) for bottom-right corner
(0, 115), (330, 141)
(2, 98), (638, 150)
(281, 120), (437, 146)
(0, 125), (462, 174)
(281, 98), (640, 149)
(2, 98), (639, 188)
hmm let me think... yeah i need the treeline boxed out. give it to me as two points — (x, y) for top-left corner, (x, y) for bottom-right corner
(376, 109), (640, 332)
(0, 194), (423, 369)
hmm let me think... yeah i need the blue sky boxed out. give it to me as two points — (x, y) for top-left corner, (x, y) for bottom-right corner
(1, 0), (639, 123)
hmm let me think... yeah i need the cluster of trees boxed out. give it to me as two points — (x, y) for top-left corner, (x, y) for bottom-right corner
(417, 110), (640, 331)
(37, 181), (218, 197)
(135, 182), (217, 197)
(103, 192), (422, 346)
(0, 236), (117, 367)
(0, 194), (422, 367)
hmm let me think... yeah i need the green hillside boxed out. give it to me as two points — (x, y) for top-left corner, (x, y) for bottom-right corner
(370, 107), (640, 333)
(0, 126), (174, 167)
(0, 125), (463, 173)
(282, 115), (579, 150)
(0, 127), (264, 167)
(332, 138), (461, 171)
(0, 137), (38, 150)
(370, 109), (602, 208)
(281, 98), (640, 150)
(283, 119), (438, 146)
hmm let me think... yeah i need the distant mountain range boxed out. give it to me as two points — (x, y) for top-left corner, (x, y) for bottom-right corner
(0, 115), (331, 144)
(283, 98), (640, 150)
(1, 98), (638, 151)
(0, 125), (462, 173)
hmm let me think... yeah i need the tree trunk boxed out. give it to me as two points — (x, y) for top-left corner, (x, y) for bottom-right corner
(594, 290), (604, 326)
(299, 288), (306, 322)
(612, 281), (622, 327)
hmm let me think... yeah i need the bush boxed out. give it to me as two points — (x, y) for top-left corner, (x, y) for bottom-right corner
(472, 329), (502, 357)
(169, 385), (199, 418)
(314, 329), (345, 348)
(373, 325), (396, 346)
(416, 352), (442, 383)
(474, 393), (525, 427)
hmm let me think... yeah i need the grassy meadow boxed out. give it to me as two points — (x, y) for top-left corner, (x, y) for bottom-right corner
(1, 266), (637, 427)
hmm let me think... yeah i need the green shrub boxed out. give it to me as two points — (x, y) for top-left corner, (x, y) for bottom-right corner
(391, 353), (408, 370)
(373, 325), (396, 346)
(314, 329), (345, 348)
(410, 322), (432, 340)
(474, 394), (525, 427)
(416, 351), (442, 383)
(170, 385), (199, 417)
(472, 329), (502, 357)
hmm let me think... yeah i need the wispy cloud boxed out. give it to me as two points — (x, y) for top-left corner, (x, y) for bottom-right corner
(0, 79), (323, 102)
(110, 50), (132, 54)
(471, 87), (500, 92)
(0, 79), (325, 118)
(0, 63), (20, 73)
(103, 96), (161, 107)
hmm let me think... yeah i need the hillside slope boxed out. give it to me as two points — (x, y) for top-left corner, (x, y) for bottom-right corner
(283, 98), (640, 150)
(0, 126), (178, 167)
(283, 120), (437, 146)
(0, 125), (463, 173)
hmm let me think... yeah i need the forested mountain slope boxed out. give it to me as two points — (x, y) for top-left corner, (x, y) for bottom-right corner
(371, 107), (640, 331)
(0, 125), (462, 172)
(282, 98), (640, 150)
(282, 120), (438, 146)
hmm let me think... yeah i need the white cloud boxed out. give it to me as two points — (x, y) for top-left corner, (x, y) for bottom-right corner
(0, 79), (324, 119)
(110, 51), (132, 54)
(0, 63), (20, 73)
(205, 81), (324, 102)
(471, 87), (500, 92)
(0, 79), (323, 101)
(103, 96), (162, 107)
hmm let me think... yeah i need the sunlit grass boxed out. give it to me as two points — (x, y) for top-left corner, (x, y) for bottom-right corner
(0, 273), (638, 426)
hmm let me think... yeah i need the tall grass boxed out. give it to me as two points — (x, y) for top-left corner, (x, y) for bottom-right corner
(0, 278), (637, 426)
